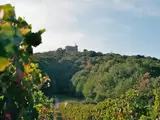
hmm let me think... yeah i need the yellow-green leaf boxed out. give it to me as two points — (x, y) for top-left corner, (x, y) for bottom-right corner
(38, 29), (46, 35)
(0, 4), (15, 21)
(0, 22), (15, 36)
(23, 64), (30, 73)
(19, 27), (31, 35)
(0, 57), (9, 72)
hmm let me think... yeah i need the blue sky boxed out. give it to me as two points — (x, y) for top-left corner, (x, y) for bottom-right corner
(1, 0), (160, 58)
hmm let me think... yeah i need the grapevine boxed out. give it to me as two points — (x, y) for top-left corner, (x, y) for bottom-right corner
(59, 89), (160, 120)
(0, 4), (53, 119)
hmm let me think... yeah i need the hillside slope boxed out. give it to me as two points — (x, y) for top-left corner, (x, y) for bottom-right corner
(34, 49), (160, 102)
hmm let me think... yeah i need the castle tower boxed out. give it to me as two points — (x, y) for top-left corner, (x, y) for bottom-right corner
(75, 43), (78, 51)
(65, 44), (78, 53)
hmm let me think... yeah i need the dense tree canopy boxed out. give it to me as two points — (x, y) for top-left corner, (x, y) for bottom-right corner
(34, 49), (160, 101)
(34, 50), (160, 119)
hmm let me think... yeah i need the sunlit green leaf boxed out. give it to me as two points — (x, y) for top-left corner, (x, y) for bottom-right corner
(5, 41), (15, 53)
(19, 27), (30, 35)
(0, 57), (9, 72)
(38, 29), (46, 35)
(0, 4), (15, 21)
(0, 95), (4, 100)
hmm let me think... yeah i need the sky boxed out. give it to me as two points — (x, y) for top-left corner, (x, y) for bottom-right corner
(0, 0), (160, 58)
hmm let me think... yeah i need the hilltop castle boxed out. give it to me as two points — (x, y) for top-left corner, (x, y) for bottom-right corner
(65, 44), (78, 53)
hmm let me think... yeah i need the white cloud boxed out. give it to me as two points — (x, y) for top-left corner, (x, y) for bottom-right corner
(3, 0), (109, 53)
(0, 0), (159, 54)
(35, 31), (86, 52)
(0, 0), (85, 52)
(108, 0), (160, 16)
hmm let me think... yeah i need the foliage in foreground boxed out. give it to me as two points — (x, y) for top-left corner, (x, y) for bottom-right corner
(0, 4), (53, 119)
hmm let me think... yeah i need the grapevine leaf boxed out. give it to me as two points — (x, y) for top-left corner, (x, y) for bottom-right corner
(15, 28), (22, 37)
(0, 95), (4, 100)
(4, 41), (15, 53)
(0, 9), (4, 19)
(0, 4), (15, 21)
(0, 41), (6, 57)
(0, 57), (9, 72)
(0, 22), (15, 36)
(23, 64), (31, 73)
(19, 26), (31, 36)
(28, 24), (32, 29)
(13, 36), (23, 45)
(38, 29), (46, 35)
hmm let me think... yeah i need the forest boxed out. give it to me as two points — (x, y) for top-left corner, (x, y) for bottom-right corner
(35, 48), (160, 119)
(1, 3), (160, 120)
(35, 49), (160, 100)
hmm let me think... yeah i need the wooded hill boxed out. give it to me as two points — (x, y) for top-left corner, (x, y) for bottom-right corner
(34, 48), (160, 102)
